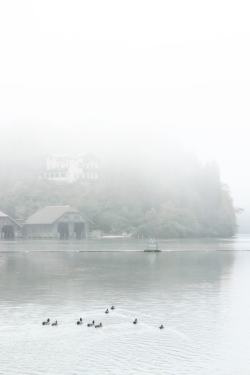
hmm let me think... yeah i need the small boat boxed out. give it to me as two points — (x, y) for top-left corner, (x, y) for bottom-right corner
(144, 239), (161, 252)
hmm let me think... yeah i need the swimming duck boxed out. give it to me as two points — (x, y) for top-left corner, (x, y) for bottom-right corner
(87, 320), (95, 327)
(77, 318), (83, 325)
(110, 306), (115, 310)
(105, 309), (109, 314)
(42, 318), (50, 325)
(159, 324), (164, 329)
(95, 322), (103, 328)
(133, 318), (138, 325)
(52, 320), (58, 326)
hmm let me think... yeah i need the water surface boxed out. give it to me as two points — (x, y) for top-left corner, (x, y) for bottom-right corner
(1, 235), (250, 252)
(0, 238), (250, 374)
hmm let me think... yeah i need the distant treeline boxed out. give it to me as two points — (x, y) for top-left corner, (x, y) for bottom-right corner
(0, 157), (237, 238)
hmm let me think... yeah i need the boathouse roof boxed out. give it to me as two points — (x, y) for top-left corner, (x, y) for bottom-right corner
(0, 211), (8, 218)
(0, 210), (21, 227)
(25, 205), (81, 225)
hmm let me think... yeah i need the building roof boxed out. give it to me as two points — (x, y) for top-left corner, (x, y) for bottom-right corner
(0, 210), (21, 227)
(25, 205), (80, 225)
(0, 211), (8, 218)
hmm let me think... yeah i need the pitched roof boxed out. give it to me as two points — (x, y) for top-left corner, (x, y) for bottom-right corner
(0, 210), (21, 227)
(25, 205), (79, 225)
(0, 211), (8, 218)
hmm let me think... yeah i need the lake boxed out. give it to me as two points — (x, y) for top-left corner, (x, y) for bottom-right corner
(0, 237), (250, 374)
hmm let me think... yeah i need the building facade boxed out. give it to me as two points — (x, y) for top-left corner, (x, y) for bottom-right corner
(23, 206), (88, 239)
(44, 154), (99, 183)
(0, 211), (22, 239)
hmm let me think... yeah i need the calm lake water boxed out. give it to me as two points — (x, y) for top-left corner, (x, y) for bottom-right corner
(0, 237), (250, 374)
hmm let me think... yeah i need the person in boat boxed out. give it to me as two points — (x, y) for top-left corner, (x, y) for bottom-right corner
(133, 318), (138, 325)
(105, 309), (109, 314)
(42, 318), (50, 325)
(159, 324), (164, 329)
(95, 322), (103, 328)
(52, 320), (58, 326)
(110, 306), (115, 310)
(87, 320), (95, 327)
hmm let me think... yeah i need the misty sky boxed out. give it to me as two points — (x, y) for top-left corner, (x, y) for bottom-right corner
(0, 0), (250, 216)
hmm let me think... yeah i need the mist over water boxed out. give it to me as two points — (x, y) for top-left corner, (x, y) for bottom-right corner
(1, 1), (250, 374)
(0, 240), (250, 375)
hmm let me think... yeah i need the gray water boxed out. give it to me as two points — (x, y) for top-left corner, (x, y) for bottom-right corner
(0, 237), (250, 374)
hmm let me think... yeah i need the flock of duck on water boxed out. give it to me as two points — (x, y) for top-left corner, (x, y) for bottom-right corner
(42, 306), (165, 330)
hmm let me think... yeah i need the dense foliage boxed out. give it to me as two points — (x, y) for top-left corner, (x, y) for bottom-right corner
(0, 158), (236, 238)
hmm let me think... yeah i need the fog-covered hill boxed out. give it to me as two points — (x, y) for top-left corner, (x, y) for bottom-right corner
(0, 155), (236, 238)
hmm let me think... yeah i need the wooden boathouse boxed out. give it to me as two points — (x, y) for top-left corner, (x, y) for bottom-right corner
(0, 211), (22, 239)
(23, 205), (88, 239)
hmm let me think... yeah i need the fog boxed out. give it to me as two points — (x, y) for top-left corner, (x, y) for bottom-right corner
(0, 0), (250, 230)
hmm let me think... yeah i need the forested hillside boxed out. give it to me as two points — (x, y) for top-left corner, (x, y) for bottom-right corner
(0, 157), (236, 238)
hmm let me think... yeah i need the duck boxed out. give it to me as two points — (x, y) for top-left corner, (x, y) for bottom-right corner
(133, 318), (138, 325)
(95, 322), (103, 328)
(110, 306), (115, 310)
(76, 318), (83, 325)
(42, 318), (50, 326)
(105, 309), (109, 314)
(52, 320), (58, 326)
(159, 324), (164, 330)
(87, 320), (95, 327)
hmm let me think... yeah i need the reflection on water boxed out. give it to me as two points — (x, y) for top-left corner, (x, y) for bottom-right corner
(0, 239), (250, 374)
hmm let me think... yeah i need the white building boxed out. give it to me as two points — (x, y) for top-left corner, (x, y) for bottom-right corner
(44, 154), (99, 183)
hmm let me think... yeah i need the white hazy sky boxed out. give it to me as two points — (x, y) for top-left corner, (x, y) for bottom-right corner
(0, 0), (250, 213)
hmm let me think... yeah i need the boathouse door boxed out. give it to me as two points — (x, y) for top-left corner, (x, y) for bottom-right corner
(1, 225), (15, 239)
(58, 222), (69, 240)
(74, 222), (85, 239)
